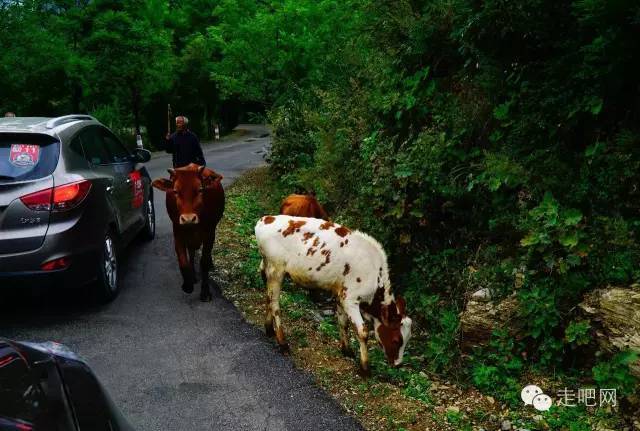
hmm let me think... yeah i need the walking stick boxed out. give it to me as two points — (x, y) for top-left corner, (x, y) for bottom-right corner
(167, 103), (172, 136)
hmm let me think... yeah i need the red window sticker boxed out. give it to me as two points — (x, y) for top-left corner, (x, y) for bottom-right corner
(9, 144), (40, 167)
(129, 170), (144, 208)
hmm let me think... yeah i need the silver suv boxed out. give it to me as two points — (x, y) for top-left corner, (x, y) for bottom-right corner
(0, 115), (154, 302)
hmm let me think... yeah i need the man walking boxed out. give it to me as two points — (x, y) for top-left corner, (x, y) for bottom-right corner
(164, 115), (206, 168)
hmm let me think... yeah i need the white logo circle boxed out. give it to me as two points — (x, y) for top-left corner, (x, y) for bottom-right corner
(532, 393), (552, 411)
(521, 384), (543, 405)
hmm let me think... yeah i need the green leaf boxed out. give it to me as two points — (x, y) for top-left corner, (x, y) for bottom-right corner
(559, 231), (579, 248)
(590, 97), (603, 115)
(563, 209), (583, 226)
(566, 254), (582, 266)
(493, 101), (511, 121)
(409, 208), (423, 218)
(585, 141), (604, 157)
(520, 233), (539, 247)
(395, 168), (413, 178)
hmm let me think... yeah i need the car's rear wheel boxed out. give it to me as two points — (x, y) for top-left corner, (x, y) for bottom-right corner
(94, 231), (119, 303)
(140, 195), (155, 241)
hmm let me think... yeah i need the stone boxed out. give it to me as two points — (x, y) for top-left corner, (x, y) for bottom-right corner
(579, 286), (640, 377)
(501, 420), (512, 430)
(460, 295), (519, 349)
(471, 288), (492, 302)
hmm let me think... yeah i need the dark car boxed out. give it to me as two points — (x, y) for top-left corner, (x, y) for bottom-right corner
(0, 338), (134, 431)
(0, 115), (155, 302)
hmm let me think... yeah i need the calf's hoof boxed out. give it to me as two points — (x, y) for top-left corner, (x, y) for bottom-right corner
(357, 365), (371, 378)
(341, 345), (355, 358)
(181, 282), (194, 294)
(278, 343), (290, 355)
(210, 279), (221, 293)
(265, 323), (276, 337)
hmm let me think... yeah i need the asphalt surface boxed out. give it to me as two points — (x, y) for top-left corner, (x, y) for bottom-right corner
(0, 125), (363, 431)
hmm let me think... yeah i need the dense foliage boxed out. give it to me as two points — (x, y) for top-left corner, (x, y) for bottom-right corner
(0, 0), (240, 145)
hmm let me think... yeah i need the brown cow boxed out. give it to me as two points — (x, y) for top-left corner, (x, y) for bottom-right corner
(152, 163), (225, 301)
(280, 193), (328, 219)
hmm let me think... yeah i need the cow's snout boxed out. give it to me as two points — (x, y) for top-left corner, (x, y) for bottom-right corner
(179, 213), (199, 225)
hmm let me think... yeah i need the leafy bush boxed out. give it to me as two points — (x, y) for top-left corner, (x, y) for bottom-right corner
(469, 329), (524, 405)
(592, 351), (639, 397)
(228, 0), (640, 412)
(564, 320), (591, 348)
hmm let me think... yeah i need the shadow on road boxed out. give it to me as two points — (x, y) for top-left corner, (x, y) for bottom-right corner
(0, 236), (156, 327)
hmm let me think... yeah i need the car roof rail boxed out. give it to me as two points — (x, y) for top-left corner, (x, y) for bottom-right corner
(45, 115), (96, 129)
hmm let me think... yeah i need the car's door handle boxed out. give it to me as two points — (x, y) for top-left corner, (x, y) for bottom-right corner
(106, 186), (114, 193)
(125, 178), (132, 184)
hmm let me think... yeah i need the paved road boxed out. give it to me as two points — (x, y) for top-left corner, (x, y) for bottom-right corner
(0, 125), (362, 431)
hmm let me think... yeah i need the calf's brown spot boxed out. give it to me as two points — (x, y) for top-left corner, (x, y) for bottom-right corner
(316, 250), (331, 270)
(263, 216), (276, 224)
(320, 221), (335, 230)
(282, 220), (307, 237)
(343, 263), (351, 275)
(335, 226), (350, 237)
(302, 232), (314, 241)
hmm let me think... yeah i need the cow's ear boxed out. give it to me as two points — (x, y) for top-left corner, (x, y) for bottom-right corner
(200, 167), (224, 188)
(152, 178), (173, 191)
(380, 304), (390, 326)
(396, 296), (406, 316)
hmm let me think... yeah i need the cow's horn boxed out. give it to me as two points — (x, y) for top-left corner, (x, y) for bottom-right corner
(167, 168), (175, 176)
(198, 165), (206, 176)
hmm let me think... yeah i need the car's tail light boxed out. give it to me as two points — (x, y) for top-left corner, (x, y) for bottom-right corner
(19, 188), (53, 211)
(20, 180), (92, 212)
(52, 181), (92, 210)
(41, 256), (71, 271)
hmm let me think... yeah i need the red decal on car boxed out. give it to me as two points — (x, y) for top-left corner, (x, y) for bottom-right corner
(129, 171), (144, 208)
(9, 144), (40, 167)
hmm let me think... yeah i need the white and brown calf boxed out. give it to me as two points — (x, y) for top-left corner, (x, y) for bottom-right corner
(254, 215), (412, 375)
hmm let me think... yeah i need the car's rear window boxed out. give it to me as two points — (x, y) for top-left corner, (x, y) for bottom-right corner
(0, 134), (60, 184)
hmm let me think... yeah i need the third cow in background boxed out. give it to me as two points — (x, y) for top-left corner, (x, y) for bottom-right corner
(280, 193), (329, 220)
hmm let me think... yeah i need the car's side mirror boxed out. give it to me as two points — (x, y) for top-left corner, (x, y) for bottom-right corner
(132, 148), (151, 163)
